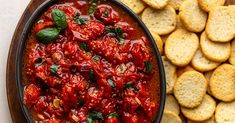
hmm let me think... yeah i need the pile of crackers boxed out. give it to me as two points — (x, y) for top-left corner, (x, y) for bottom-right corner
(119, 0), (235, 122)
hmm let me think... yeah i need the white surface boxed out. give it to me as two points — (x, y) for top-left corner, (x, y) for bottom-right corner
(0, 0), (30, 122)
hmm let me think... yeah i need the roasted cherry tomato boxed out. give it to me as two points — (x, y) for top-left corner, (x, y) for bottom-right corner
(24, 84), (41, 107)
(95, 4), (120, 24)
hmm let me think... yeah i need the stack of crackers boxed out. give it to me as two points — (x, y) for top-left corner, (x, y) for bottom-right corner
(119, 0), (235, 122)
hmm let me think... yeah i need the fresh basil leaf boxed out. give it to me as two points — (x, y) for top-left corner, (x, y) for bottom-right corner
(89, 110), (104, 120)
(107, 26), (124, 42)
(37, 28), (60, 44)
(75, 14), (88, 25)
(35, 58), (45, 68)
(145, 61), (153, 73)
(50, 64), (60, 74)
(51, 9), (67, 29)
(108, 112), (118, 118)
(80, 43), (88, 51)
(88, 69), (95, 81)
(107, 79), (115, 88)
(92, 55), (100, 63)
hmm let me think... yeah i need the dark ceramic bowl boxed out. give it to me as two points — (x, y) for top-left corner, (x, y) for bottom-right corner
(15, 0), (166, 122)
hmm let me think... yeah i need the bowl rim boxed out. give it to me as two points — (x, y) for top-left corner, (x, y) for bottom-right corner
(15, 0), (166, 123)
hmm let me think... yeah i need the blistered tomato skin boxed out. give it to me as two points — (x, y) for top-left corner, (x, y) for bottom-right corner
(95, 4), (120, 24)
(23, 1), (158, 123)
(67, 20), (105, 41)
(34, 21), (54, 33)
(24, 84), (41, 107)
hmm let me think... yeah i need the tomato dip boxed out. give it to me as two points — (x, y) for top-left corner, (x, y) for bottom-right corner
(23, 0), (160, 122)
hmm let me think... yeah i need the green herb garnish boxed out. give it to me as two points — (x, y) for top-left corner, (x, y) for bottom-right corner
(37, 28), (60, 44)
(37, 9), (67, 43)
(86, 118), (95, 123)
(126, 87), (133, 90)
(88, 69), (95, 81)
(89, 3), (97, 14)
(144, 61), (153, 73)
(108, 112), (119, 118)
(35, 58), (45, 68)
(103, 10), (109, 17)
(107, 26), (124, 42)
(75, 14), (89, 25)
(51, 9), (67, 29)
(92, 55), (100, 63)
(124, 81), (138, 91)
(80, 43), (88, 51)
(50, 64), (60, 74)
(89, 110), (104, 120)
(107, 79), (115, 88)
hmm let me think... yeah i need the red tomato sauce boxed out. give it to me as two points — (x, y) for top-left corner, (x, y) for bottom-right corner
(22, 0), (160, 123)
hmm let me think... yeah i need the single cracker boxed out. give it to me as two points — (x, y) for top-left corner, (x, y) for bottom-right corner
(229, 39), (235, 65)
(141, 6), (176, 35)
(179, 0), (208, 32)
(181, 95), (216, 121)
(177, 65), (196, 77)
(210, 64), (235, 102)
(205, 6), (235, 42)
(188, 115), (216, 123)
(174, 71), (207, 108)
(165, 29), (199, 67)
(169, 0), (184, 10)
(162, 56), (177, 94)
(120, 0), (146, 14)
(200, 31), (231, 62)
(165, 95), (180, 114)
(191, 48), (220, 72)
(151, 31), (163, 54)
(215, 101), (235, 123)
(204, 71), (214, 95)
(198, 0), (225, 12)
(141, 0), (169, 9)
(161, 111), (182, 123)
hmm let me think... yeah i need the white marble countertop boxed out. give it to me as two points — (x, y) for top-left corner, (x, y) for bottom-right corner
(0, 0), (30, 122)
